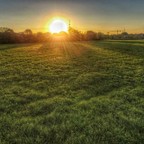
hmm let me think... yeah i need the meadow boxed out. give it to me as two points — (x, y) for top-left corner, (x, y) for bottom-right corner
(0, 40), (144, 144)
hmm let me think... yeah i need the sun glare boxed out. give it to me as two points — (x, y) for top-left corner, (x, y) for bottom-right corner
(49, 19), (68, 33)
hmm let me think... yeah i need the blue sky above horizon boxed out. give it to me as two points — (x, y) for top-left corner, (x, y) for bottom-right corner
(0, 0), (144, 33)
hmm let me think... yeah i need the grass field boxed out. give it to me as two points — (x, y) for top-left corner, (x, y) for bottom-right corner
(0, 41), (144, 144)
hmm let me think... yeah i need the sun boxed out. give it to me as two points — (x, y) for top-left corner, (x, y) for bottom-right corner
(49, 19), (68, 33)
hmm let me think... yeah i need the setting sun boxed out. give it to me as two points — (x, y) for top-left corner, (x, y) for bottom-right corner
(49, 19), (68, 33)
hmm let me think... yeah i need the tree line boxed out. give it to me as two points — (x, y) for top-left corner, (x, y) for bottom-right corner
(0, 27), (144, 44)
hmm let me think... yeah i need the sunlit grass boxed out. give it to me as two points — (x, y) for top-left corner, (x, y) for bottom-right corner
(0, 41), (144, 144)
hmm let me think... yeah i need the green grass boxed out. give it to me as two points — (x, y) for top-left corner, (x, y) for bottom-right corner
(0, 40), (144, 144)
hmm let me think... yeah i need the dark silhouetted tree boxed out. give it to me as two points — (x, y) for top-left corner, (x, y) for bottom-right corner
(0, 27), (15, 43)
(85, 31), (96, 40)
(69, 27), (82, 41)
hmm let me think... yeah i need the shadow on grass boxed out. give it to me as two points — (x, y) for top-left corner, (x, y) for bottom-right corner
(0, 44), (34, 51)
(91, 41), (144, 58)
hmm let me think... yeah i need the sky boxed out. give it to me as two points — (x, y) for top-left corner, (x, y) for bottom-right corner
(0, 0), (144, 33)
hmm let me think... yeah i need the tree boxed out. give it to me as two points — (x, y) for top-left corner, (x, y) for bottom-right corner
(97, 32), (105, 40)
(85, 31), (96, 40)
(24, 29), (33, 35)
(23, 29), (34, 43)
(0, 27), (15, 43)
(69, 27), (82, 41)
